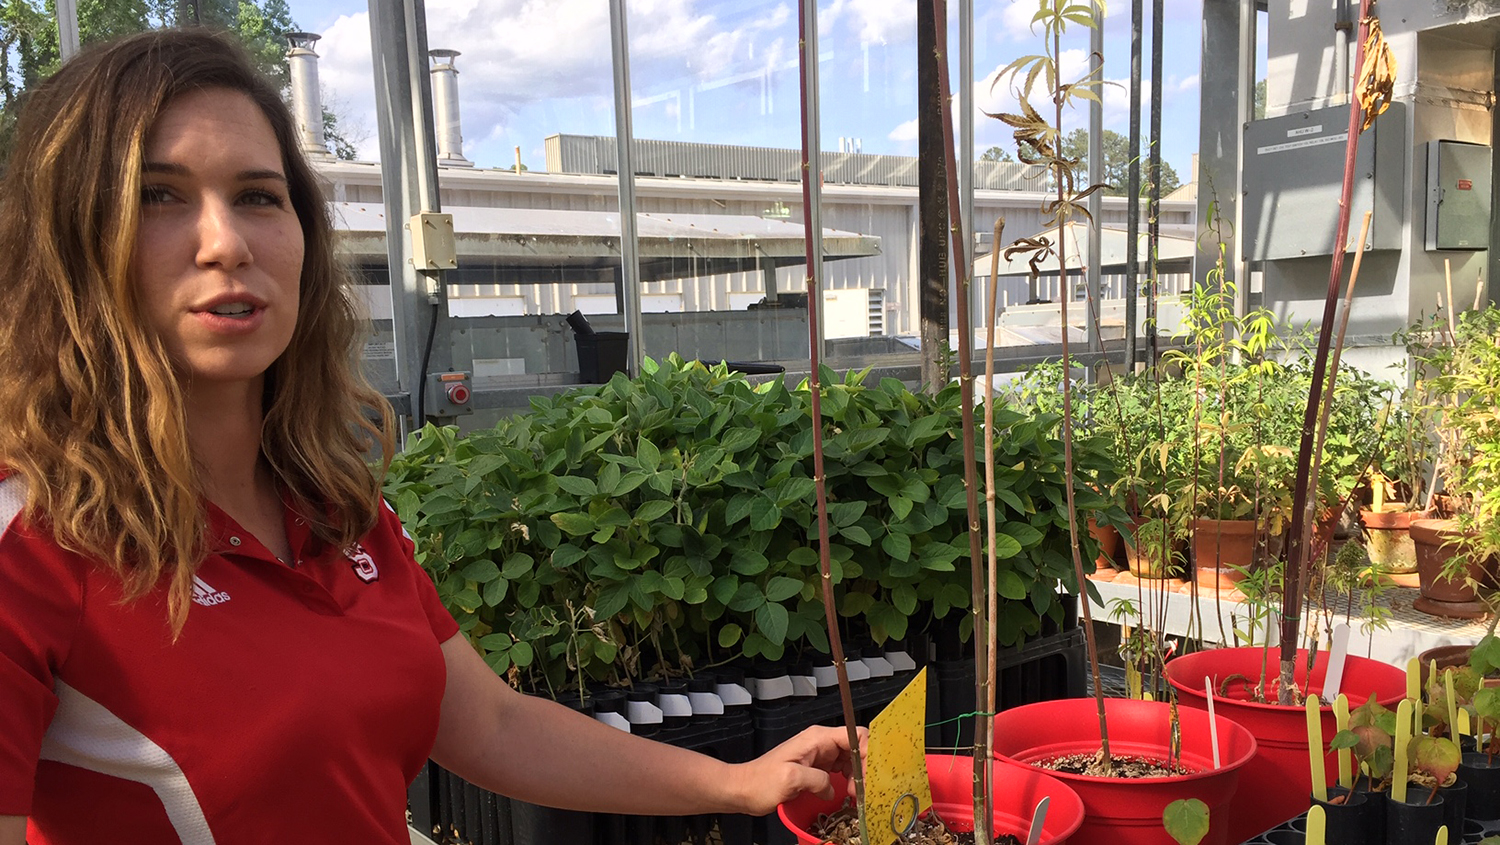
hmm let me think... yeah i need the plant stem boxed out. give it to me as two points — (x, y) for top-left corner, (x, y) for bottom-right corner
(927, 2), (989, 838)
(796, 3), (867, 841)
(983, 216), (1005, 831)
(1279, 0), (1375, 704)
(1051, 13), (1111, 770)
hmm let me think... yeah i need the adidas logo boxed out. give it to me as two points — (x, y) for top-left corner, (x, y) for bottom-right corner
(191, 576), (232, 607)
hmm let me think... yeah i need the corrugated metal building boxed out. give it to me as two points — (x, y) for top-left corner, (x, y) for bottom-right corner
(318, 134), (1194, 339)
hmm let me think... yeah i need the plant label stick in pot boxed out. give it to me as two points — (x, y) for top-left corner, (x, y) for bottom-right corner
(1308, 698), (1328, 802)
(1435, 824), (1448, 845)
(1306, 805), (1326, 845)
(1395, 699), (1414, 804)
(1334, 694), (1353, 789)
(1446, 669), (1459, 741)
(1408, 657), (1421, 705)
(1205, 677), (1221, 769)
(1325, 623), (1350, 700)
(1025, 796), (1049, 845)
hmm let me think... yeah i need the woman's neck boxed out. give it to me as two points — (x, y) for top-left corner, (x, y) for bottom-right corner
(184, 376), (269, 505)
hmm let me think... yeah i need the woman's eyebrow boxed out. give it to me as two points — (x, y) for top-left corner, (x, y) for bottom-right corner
(140, 162), (287, 183)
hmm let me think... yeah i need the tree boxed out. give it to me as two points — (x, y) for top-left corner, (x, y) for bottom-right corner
(1058, 127), (1181, 197)
(0, 0), (350, 163)
(979, 145), (1014, 163)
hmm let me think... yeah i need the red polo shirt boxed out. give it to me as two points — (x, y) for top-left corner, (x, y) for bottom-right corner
(0, 474), (460, 843)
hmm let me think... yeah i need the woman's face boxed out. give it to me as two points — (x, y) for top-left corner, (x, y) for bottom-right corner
(132, 87), (304, 391)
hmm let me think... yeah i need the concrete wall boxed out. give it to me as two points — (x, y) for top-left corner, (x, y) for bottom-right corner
(1262, 0), (1499, 378)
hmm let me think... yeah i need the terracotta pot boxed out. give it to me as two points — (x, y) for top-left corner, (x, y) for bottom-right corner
(1411, 518), (1488, 603)
(990, 698), (1256, 845)
(1164, 647), (1408, 845)
(779, 754), (1085, 844)
(1416, 643), (1500, 690)
(1191, 518), (1257, 571)
(1088, 519), (1123, 570)
(1125, 545), (1176, 579)
(1358, 506), (1421, 574)
(1194, 565), (1246, 592)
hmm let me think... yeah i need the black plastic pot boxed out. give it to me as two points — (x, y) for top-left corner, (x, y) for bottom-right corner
(1313, 786), (1380, 845)
(1353, 779), (1389, 843)
(1461, 752), (1500, 821)
(1437, 779), (1467, 835)
(1385, 785), (1444, 845)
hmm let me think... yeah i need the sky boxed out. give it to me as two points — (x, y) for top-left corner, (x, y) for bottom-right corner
(288, 0), (1263, 182)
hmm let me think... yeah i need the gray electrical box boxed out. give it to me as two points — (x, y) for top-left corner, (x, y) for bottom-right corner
(1425, 140), (1491, 251)
(1243, 102), (1406, 261)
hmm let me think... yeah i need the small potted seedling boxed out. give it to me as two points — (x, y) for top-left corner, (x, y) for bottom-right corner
(1388, 700), (1449, 844)
(1462, 685), (1500, 821)
(1312, 696), (1380, 844)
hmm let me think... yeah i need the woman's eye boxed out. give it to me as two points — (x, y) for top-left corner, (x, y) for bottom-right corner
(241, 189), (287, 209)
(140, 185), (173, 204)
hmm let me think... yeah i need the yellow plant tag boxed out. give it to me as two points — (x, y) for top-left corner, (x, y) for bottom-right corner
(1306, 805), (1326, 845)
(1334, 695), (1353, 790)
(1307, 698), (1327, 802)
(864, 668), (933, 845)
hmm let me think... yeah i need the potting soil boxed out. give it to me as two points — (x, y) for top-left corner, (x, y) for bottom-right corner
(1036, 752), (1195, 778)
(809, 806), (1022, 845)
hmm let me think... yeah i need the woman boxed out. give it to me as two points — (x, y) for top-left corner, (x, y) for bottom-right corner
(0, 29), (859, 843)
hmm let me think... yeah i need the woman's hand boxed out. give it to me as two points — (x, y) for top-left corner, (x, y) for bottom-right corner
(724, 725), (868, 816)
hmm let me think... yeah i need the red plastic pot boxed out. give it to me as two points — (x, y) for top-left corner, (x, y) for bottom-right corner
(990, 698), (1255, 845)
(778, 753), (1084, 845)
(1164, 647), (1407, 844)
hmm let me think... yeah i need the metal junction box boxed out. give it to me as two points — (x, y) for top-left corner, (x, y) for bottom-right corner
(1425, 140), (1491, 251)
(1243, 102), (1406, 261)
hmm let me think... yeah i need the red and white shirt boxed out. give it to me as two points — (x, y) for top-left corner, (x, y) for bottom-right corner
(0, 474), (460, 843)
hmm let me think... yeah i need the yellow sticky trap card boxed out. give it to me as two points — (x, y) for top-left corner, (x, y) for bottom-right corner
(864, 667), (932, 845)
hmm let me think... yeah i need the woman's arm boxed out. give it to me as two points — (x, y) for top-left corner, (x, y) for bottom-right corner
(0, 815), (25, 845)
(429, 634), (861, 817)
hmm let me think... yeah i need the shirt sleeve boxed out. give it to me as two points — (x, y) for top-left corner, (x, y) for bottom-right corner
(0, 510), (83, 815)
(381, 501), (459, 644)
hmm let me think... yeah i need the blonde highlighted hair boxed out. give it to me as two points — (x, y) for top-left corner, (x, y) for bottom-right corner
(0, 29), (394, 632)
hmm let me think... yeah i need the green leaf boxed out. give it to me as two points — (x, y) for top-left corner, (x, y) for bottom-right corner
(719, 427), (760, 454)
(881, 531), (912, 562)
(829, 500), (867, 527)
(478, 633), (513, 652)
(730, 549), (771, 576)
(509, 640), (535, 667)
(718, 623), (744, 648)
(501, 553), (534, 579)
(892, 585), (918, 616)
(756, 601), (790, 645)
(750, 498), (783, 531)
(991, 533), (1024, 559)
(637, 437), (662, 473)
(633, 499), (675, 523)
(594, 583), (632, 619)
(997, 570), (1028, 600)
(765, 576), (804, 603)
(1162, 798), (1210, 845)
(551, 544), (585, 569)
(839, 525), (873, 546)
(728, 582), (765, 612)
(725, 493), (755, 526)
(554, 475), (598, 498)
(551, 512), (596, 536)
(460, 558), (500, 583)
(890, 495), (913, 520)
(482, 577), (507, 606)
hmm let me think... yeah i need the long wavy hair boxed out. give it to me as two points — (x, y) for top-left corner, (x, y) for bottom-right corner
(0, 29), (394, 632)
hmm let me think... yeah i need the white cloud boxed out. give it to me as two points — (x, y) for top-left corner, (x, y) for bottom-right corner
(823, 0), (921, 47)
(1176, 73), (1200, 92)
(314, 0), (771, 164)
(887, 118), (918, 142)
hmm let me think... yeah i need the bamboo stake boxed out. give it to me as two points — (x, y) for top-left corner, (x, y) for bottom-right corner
(795, 3), (867, 842)
(1280, 0), (1376, 702)
(926, 2), (989, 837)
(983, 217), (1005, 831)
(1445, 259), (1456, 334)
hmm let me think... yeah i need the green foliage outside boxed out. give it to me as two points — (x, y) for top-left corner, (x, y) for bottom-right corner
(0, 0), (359, 163)
(384, 356), (1123, 695)
(1058, 127), (1182, 197)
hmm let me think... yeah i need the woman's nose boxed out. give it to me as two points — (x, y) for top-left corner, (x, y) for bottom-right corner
(195, 198), (252, 270)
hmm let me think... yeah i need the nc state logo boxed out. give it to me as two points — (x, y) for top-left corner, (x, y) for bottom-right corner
(345, 543), (379, 583)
